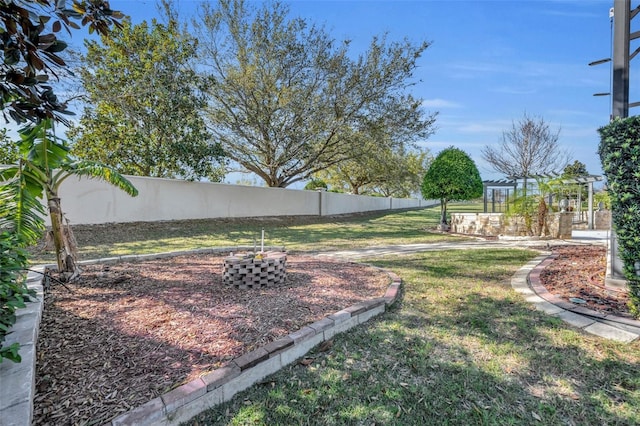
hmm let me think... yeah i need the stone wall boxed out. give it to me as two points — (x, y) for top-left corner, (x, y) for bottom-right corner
(595, 210), (611, 230)
(449, 213), (504, 236)
(450, 212), (573, 238)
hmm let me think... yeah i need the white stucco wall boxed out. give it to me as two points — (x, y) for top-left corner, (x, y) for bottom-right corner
(320, 191), (389, 216)
(390, 197), (423, 209)
(54, 175), (437, 225)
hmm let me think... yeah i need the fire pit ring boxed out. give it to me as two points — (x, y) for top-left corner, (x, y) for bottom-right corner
(222, 251), (287, 289)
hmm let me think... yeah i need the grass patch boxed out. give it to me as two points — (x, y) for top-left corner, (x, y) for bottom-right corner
(186, 249), (640, 426)
(29, 205), (469, 264)
(448, 201), (485, 214)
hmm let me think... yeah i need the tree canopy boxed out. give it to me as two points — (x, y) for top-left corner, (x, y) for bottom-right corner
(68, 16), (225, 181)
(194, 0), (435, 187)
(421, 147), (483, 225)
(0, 129), (17, 163)
(481, 113), (569, 185)
(562, 160), (588, 178)
(321, 142), (431, 197)
(0, 0), (123, 124)
(374, 150), (431, 197)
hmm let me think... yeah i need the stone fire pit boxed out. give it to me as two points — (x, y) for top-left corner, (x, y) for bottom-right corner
(222, 251), (287, 289)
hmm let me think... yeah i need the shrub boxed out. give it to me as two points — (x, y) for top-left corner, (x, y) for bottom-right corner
(0, 232), (35, 363)
(304, 179), (328, 190)
(598, 117), (640, 316)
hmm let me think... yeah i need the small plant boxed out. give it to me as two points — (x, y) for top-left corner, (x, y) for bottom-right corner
(507, 177), (559, 237)
(1, 119), (138, 280)
(0, 232), (35, 363)
(0, 119), (138, 362)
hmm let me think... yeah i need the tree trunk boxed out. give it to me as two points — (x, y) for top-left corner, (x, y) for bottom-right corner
(439, 199), (450, 230)
(536, 198), (549, 237)
(47, 195), (80, 280)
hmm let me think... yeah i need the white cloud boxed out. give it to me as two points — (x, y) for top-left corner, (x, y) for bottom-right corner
(457, 121), (510, 134)
(540, 9), (601, 19)
(450, 62), (506, 74)
(422, 98), (462, 109)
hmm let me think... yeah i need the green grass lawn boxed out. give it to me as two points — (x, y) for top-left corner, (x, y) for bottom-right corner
(186, 249), (640, 426)
(30, 205), (473, 264)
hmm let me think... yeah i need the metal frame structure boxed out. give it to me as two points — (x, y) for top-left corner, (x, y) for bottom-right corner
(482, 175), (603, 229)
(482, 180), (516, 213)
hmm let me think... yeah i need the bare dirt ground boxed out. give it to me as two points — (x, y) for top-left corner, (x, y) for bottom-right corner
(34, 254), (390, 425)
(32, 242), (630, 425)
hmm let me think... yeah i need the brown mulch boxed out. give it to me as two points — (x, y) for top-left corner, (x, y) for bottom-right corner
(34, 254), (390, 425)
(539, 245), (631, 317)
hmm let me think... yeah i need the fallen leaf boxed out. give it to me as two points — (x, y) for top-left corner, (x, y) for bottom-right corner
(317, 339), (334, 352)
(299, 357), (314, 366)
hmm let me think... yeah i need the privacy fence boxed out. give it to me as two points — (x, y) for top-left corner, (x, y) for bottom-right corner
(56, 175), (438, 225)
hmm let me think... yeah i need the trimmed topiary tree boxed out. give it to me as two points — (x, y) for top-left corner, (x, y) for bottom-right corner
(421, 147), (483, 227)
(598, 116), (640, 317)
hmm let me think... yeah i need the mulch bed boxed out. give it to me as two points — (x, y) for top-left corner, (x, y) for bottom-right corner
(538, 245), (631, 317)
(33, 254), (390, 425)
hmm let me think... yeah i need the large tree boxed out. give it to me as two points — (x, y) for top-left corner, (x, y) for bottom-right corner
(421, 147), (483, 227)
(322, 142), (431, 197)
(195, 0), (435, 187)
(68, 16), (225, 181)
(374, 150), (431, 197)
(482, 113), (569, 191)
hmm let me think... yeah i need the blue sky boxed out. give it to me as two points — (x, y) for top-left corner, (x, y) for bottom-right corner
(107, 1), (625, 184)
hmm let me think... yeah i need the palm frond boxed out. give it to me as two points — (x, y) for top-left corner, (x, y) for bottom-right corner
(57, 161), (139, 197)
(0, 169), (46, 246)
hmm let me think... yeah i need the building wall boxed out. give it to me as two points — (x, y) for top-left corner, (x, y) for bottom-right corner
(55, 175), (436, 225)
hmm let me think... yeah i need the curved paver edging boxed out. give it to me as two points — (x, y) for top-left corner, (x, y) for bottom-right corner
(0, 247), (401, 426)
(511, 253), (640, 343)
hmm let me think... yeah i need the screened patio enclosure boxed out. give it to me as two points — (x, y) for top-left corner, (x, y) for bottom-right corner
(482, 174), (604, 230)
